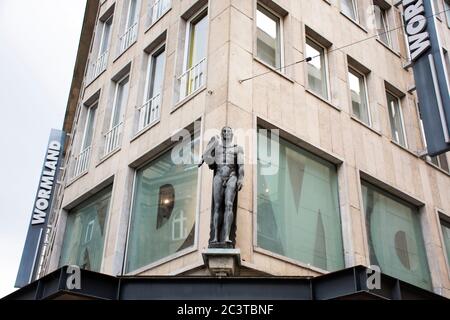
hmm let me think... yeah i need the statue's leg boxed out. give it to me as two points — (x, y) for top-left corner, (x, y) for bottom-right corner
(211, 174), (224, 243)
(222, 175), (238, 244)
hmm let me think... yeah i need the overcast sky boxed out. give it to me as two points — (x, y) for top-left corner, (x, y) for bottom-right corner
(0, 0), (86, 297)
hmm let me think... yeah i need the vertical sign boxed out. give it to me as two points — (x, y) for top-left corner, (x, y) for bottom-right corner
(15, 129), (65, 288)
(403, 0), (450, 156)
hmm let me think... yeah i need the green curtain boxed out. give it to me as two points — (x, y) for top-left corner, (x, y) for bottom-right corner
(257, 131), (344, 271)
(59, 186), (112, 272)
(362, 182), (432, 290)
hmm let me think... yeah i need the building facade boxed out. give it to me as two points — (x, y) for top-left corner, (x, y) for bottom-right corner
(17, 0), (450, 299)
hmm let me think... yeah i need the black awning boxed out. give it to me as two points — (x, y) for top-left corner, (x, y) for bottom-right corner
(3, 265), (446, 300)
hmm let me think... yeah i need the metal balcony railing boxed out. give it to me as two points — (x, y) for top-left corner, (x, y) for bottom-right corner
(149, 0), (171, 25)
(138, 94), (161, 132)
(119, 22), (138, 55)
(72, 146), (91, 179)
(88, 50), (109, 83)
(177, 57), (206, 101)
(103, 122), (123, 157)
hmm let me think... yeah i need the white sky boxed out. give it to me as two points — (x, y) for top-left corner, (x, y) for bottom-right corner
(0, 0), (86, 297)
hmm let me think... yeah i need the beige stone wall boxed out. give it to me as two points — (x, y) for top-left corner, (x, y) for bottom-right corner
(46, 0), (450, 297)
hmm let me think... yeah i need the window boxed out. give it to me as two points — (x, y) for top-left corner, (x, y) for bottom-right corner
(125, 132), (200, 273)
(139, 46), (165, 131)
(306, 37), (329, 99)
(430, 154), (450, 172)
(374, 5), (391, 47)
(440, 218), (450, 268)
(348, 67), (370, 125)
(386, 91), (407, 147)
(417, 103), (450, 172)
(73, 103), (97, 178)
(443, 48), (450, 80)
(341, 0), (358, 21)
(178, 8), (208, 101)
(89, 15), (113, 81)
(104, 75), (129, 156)
(445, 0), (450, 28)
(148, 0), (171, 26)
(361, 182), (432, 290)
(256, 4), (282, 69)
(59, 187), (112, 272)
(257, 130), (344, 271)
(119, 0), (139, 54)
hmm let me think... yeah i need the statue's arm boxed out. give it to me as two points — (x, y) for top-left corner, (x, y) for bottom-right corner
(237, 146), (244, 191)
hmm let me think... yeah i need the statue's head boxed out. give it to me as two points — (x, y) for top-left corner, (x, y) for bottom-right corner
(221, 126), (233, 142)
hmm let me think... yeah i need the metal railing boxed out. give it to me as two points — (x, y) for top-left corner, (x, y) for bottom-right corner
(119, 22), (138, 55)
(149, 0), (171, 25)
(104, 122), (123, 157)
(72, 146), (91, 178)
(88, 50), (109, 82)
(177, 57), (206, 101)
(138, 94), (161, 132)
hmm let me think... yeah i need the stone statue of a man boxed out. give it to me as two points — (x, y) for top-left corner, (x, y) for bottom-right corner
(199, 127), (244, 248)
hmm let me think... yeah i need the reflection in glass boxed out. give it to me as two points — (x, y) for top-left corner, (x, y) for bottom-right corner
(362, 182), (432, 290)
(257, 5), (281, 69)
(126, 133), (200, 272)
(60, 187), (112, 272)
(257, 131), (344, 271)
(306, 38), (328, 99)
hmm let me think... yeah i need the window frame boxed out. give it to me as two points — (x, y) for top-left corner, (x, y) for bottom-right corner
(182, 6), (208, 75)
(359, 178), (432, 290)
(123, 130), (202, 275)
(341, 0), (359, 22)
(374, 4), (392, 48)
(143, 43), (166, 104)
(348, 66), (372, 126)
(110, 73), (130, 130)
(255, 2), (285, 71)
(59, 185), (114, 273)
(386, 90), (408, 148)
(80, 101), (98, 151)
(305, 35), (331, 101)
(98, 15), (114, 59)
(436, 211), (450, 279)
(253, 123), (347, 274)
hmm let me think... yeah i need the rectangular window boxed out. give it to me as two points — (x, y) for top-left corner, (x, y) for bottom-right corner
(443, 48), (450, 80)
(125, 132), (200, 273)
(256, 4), (282, 69)
(374, 5), (391, 47)
(178, 9), (208, 101)
(386, 91), (407, 147)
(440, 218), (450, 268)
(139, 46), (165, 131)
(306, 37), (329, 99)
(445, 0), (450, 27)
(119, 0), (139, 54)
(341, 0), (358, 21)
(148, 0), (171, 26)
(104, 75), (129, 156)
(348, 67), (370, 125)
(73, 103), (97, 178)
(257, 130), (344, 271)
(59, 186), (112, 272)
(361, 182), (432, 290)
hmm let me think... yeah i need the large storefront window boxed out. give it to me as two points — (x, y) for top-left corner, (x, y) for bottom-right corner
(361, 182), (432, 290)
(126, 135), (199, 273)
(257, 131), (344, 271)
(59, 186), (112, 272)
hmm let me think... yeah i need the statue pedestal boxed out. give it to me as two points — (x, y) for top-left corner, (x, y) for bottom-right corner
(202, 248), (241, 277)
